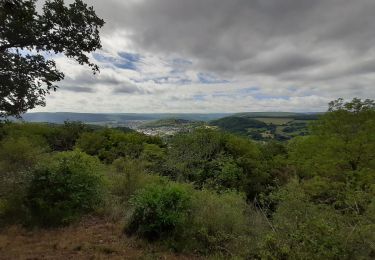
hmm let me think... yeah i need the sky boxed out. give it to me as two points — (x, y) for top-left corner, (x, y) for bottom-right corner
(35, 0), (375, 113)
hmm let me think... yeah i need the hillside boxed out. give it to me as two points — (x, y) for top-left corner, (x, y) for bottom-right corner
(210, 116), (267, 135)
(140, 118), (198, 128)
(210, 113), (315, 141)
(136, 118), (205, 136)
(234, 112), (304, 118)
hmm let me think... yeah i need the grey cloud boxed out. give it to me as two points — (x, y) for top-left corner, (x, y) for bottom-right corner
(37, 0), (375, 113)
(280, 58), (375, 82)
(63, 71), (122, 86)
(348, 59), (375, 76)
(83, 0), (375, 80)
(252, 52), (325, 75)
(60, 86), (96, 93)
(112, 83), (149, 95)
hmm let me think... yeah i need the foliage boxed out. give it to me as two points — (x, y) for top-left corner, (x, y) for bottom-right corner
(102, 158), (166, 221)
(125, 182), (192, 241)
(0, 0), (104, 117)
(25, 150), (104, 226)
(0, 135), (48, 225)
(109, 157), (165, 202)
(210, 116), (268, 135)
(186, 190), (262, 256)
(163, 128), (276, 200)
(0, 98), (374, 258)
(76, 129), (163, 163)
(47, 121), (90, 151)
(125, 180), (266, 257)
(261, 180), (375, 259)
(140, 143), (166, 172)
(260, 98), (375, 259)
(0, 121), (90, 151)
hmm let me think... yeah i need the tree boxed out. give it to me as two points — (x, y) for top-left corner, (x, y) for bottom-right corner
(328, 97), (375, 112)
(0, 0), (104, 117)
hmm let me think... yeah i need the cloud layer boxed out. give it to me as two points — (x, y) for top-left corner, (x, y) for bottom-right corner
(34, 0), (375, 113)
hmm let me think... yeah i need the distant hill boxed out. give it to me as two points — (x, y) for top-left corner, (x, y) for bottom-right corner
(17, 112), (232, 124)
(210, 116), (268, 135)
(140, 118), (200, 128)
(234, 112), (321, 120)
(235, 112), (302, 118)
(210, 112), (319, 141)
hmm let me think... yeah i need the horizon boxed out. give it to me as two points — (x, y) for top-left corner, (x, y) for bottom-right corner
(25, 111), (321, 115)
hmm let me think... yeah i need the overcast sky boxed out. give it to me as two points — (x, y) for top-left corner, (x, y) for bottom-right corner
(35, 0), (375, 113)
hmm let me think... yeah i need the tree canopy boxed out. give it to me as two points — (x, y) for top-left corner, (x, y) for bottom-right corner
(0, 0), (104, 117)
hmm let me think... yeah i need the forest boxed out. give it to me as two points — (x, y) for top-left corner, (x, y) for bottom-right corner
(0, 98), (374, 259)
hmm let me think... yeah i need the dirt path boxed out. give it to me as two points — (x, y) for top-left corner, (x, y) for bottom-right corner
(0, 217), (199, 260)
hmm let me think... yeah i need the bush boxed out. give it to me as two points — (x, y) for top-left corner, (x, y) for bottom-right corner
(163, 129), (268, 200)
(25, 150), (104, 227)
(186, 189), (260, 256)
(125, 180), (267, 257)
(0, 136), (48, 225)
(101, 158), (167, 221)
(261, 180), (375, 259)
(125, 182), (192, 241)
(110, 158), (165, 201)
(76, 129), (164, 163)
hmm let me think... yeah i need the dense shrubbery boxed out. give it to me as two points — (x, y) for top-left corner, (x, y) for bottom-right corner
(25, 150), (104, 226)
(162, 128), (270, 199)
(125, 181), (263, 256)
(125, 182), (192, 241)
(0, 98), (374, 258)
(0, 121), (89, 151)
(261, 179), (375, 259)
(259, 98), (375, 259)
(76, 129), (163, 163)
(186, 189), (262, 255)
(0, 135), (48, 225)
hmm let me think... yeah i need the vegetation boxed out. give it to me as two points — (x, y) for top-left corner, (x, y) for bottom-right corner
(210, 113), (315, 141)
(26, 150), (104, 227)
(140, 118), (198, 128)
(0, 98), (374, 258)
(0, 0), (104, 117)
(210, 116), (268, 135)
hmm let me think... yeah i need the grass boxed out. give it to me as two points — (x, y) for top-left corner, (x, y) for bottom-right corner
(0, 216), (200, 259)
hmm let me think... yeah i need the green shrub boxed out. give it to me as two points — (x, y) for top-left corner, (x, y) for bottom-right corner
(261, 180), (375, 259)
(110, 158), (165, 201)
(124, 179), (267, 257)
(101, 158), (166, 221)
(186, 189), (258, 256)
(125, 182), (192, 241)
(163, 129), (272, 200)
(25, 150), (104, 227)
(0, 136), (48, 225)
(75, 129), (164, 163)
(0, 121), (90, 152)
(140, 144), (166, 172)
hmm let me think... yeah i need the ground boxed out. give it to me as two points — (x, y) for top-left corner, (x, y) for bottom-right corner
(0, 217), (200, 260)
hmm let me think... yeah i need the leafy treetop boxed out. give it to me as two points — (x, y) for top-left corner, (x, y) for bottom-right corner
(0, 0), (104, 118)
